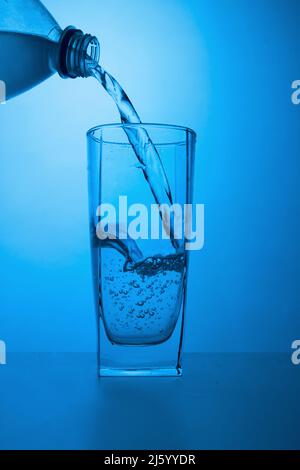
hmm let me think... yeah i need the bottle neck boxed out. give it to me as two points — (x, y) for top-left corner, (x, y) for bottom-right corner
(58, 26), (100, 79)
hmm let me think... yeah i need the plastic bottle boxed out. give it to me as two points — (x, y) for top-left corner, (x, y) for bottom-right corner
(0, 0), (100, 100)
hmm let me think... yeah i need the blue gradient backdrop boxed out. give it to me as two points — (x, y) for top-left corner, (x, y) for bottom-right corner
(0, 0), (299, 354)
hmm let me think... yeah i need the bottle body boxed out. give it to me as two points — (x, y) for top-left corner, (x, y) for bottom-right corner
(0, 0), (61, 99)
(0, 0), (99, 100)
(0, 31), (59, 100)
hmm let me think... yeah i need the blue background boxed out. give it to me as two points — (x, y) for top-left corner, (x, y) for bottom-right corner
(0, 0), (300, 354)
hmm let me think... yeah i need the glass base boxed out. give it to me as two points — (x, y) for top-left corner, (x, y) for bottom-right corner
(99, 367), (182, 377)
(97, 306), (184, 378)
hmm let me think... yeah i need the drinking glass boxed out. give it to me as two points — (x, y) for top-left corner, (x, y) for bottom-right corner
(87, 124), (196, 376)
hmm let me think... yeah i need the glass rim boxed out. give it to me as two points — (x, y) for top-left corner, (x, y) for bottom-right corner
(86, 123), (197, 145)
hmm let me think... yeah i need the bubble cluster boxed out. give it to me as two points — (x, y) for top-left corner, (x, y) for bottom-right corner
(101, 251), (185, 345)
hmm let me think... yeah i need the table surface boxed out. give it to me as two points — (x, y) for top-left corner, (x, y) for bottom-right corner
(0, 353), (299, 450)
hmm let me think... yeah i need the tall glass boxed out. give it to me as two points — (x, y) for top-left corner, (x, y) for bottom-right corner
(87, 124), (196, 377)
